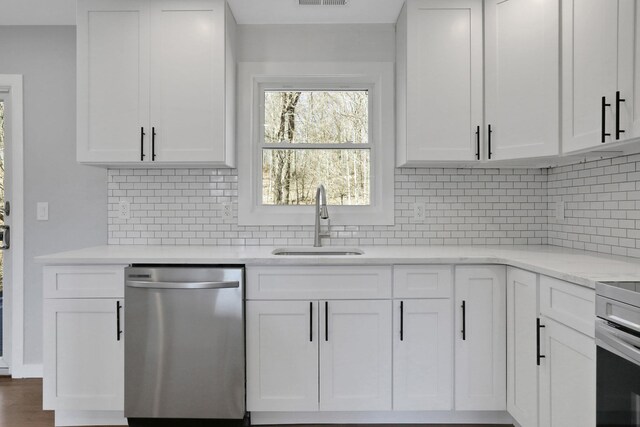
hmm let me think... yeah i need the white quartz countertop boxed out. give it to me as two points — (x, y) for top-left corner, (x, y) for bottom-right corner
(36, 244), (640, 289)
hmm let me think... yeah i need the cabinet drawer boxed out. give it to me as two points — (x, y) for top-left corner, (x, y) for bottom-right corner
(540, 276), (595, 337)
(246, 266), (392, 300)
(44, 265), (126, 299)
(393, 265), (452, 298)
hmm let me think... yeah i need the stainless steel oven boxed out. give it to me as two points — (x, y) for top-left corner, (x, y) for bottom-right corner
(596, 281), (640, 427)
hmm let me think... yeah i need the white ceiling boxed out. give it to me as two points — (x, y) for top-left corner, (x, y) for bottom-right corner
(0, 0), (405, 26)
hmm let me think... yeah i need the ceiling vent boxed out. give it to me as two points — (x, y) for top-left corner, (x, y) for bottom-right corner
(299, 0), (348, 5)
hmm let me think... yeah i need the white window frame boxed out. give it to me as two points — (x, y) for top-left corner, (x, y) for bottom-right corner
(238, 62), (395, 226)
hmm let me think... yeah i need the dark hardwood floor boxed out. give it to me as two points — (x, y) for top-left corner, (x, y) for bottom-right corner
(0, 377), (512, 427)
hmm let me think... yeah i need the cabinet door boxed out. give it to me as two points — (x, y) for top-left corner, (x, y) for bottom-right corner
(393, 299), (453, 410)
(454, 265), (506, 410)
(617, 0), (639, 140)
(320, 300), (392, 411)
(403, 0), (483, 162)
(539, 318), (596, 427)
(77, 0), (150, 163)
(246, 301), (319, 412)
(149, 0), (228, 164)
(507, 268), (539, 427)
(485, 0), (559, 160)
(562, 0), (620, 152)
(43, 299), (124, 411)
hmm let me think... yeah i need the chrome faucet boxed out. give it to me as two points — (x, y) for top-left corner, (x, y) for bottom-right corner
(314, 184), (330, 247)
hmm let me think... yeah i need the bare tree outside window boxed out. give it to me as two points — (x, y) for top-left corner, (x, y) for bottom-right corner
(262, 90), (371, 206)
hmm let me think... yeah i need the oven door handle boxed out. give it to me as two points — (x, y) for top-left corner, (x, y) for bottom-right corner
(596, 319), (640, 366)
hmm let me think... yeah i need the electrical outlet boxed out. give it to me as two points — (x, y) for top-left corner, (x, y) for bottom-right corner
(413, 202), (426, 221)
(118, 200), (131, 220)
(222, 202), (233, 218)
(555, 198), (565, 222)
(36, 202), (49, 221)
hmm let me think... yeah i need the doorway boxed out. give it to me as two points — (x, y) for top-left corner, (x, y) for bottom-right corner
(0, 97), (5, 367)
(0, 75), (25, 376)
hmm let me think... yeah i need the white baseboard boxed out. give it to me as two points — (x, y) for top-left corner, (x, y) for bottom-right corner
(251, 410), (515, 425)
(12, 363), (43, 378)
(55, 410), (127, 427)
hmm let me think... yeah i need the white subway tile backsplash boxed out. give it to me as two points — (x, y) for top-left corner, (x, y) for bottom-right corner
(548, 154), (640, 258)
(108, 168), (549, 247)
(107, 154), (640, 259)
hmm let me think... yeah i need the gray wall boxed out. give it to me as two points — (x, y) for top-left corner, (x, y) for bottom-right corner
(0, 26), (107, 365)
(237, 24), (396, 62)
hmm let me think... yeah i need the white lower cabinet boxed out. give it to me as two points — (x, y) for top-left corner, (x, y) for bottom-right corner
(43, 298), (124, 411)
(246, 298), (392, 412)
(454, 265), (507, 410)
(538, 318), (596, 427)
(43, 265), (126, 418)
(392, 299), (453, 410)
(507, 267), (539, 427)
(320, 300), (392, 411)
(506, 268), (597, 427)
(246, 301), (319, 412)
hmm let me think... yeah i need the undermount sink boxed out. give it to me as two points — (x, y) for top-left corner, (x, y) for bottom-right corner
(272, 247), (364, 256)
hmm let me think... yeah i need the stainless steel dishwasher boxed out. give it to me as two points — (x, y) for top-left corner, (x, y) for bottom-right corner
(125, 265), (246, 427)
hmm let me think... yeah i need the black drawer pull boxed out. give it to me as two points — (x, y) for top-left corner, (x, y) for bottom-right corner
(487, 125), (493, 159)
(537, 318), (546, 365)
(461, 300), (466, 340)
(325, 301), (329, 342)
(475, 125), (480, 160)
(152, 127), (157, 161)
(602, 96), (611, 143)
(616, 91), (626, 140)
(400, 301), (404, 341)
(116, 301), (123, 341)
(310, 302), (313, 342)
(140, 127), (146, 161)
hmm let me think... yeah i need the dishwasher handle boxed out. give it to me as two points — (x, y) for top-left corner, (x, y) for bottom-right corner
(126, 280), (240, 290)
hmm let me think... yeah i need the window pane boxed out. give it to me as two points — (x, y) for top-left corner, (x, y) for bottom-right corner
(264, 91), (368, 144)
(262, 149), (370, 206)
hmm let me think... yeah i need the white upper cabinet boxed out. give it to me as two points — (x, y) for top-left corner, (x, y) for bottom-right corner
(454, 265), (507, 411)
(396, 0), (484, 164)
(562, 0), (637, 153)
(484, 0), (560, 161)
(77, 0), (150, 164)
(149, 0), (233, 164)
(77, 0), (236, 167)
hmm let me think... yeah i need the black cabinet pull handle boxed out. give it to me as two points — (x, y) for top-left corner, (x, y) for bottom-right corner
(400, 301), (404, 341)
(461, 300), (466, 340)
(325, 301), (329, 342)
(116, 301), (123, 341)
(616, 91), (626, 140)
(475, 125), (480, 160)
(310, 302), (313, 342)
(140, 127), (146, 161)
(602, 96), (611, 143)
(537, 318), (546, 365)
(487, 125), (493, 159)
(152, 127), (157, 161)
